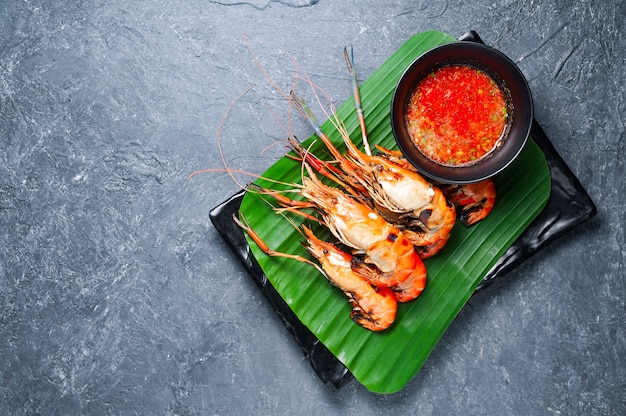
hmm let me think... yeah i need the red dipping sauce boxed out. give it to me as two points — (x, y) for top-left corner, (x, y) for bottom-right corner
(406, 65), (509, 166)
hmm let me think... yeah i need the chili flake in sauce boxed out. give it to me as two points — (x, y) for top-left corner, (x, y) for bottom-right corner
(406, 65), (509, 166)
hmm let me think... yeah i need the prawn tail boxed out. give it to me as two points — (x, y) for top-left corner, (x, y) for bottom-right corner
(458, 200), (494, 227)
(349, 284), (397, 331)
(413, 237), (450, 260)
(441, 179), (496, 227)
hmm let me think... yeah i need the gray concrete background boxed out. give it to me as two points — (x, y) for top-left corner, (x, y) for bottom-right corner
(1, 0), (624, 414)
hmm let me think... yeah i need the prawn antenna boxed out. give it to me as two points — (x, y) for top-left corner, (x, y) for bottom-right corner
(344, 46), (371, 156)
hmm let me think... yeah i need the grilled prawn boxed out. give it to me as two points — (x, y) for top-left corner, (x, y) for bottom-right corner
(290, 49), (456, 258)
(234, 213), (398, 331)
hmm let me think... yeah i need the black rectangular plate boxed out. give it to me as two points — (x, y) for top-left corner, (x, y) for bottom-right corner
(208, 31), (597, 390)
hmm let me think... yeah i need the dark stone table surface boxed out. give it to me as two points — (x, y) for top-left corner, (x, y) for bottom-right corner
(1, 1), (624, 414)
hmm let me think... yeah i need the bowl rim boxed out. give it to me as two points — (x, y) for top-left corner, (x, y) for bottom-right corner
(390, 41), (533, 184)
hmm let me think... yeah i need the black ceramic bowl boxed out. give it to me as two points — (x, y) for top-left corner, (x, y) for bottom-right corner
(390, 41), (533, 184)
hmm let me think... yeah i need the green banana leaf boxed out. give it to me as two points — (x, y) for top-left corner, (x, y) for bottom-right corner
(238, 30), (551, 393)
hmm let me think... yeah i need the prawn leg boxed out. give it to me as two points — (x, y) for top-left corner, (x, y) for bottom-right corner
(246, 184), (323, 224)
(233, 212), (318, 269)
